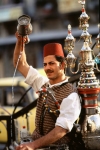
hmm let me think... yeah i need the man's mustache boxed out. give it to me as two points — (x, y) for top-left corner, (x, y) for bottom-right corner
(45, 69), (54, 74)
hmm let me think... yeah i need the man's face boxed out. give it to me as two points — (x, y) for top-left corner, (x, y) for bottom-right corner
(43, 55), (63, 81)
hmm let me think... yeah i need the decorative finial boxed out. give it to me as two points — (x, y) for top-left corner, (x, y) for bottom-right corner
(78, 0), (85, 5)
(98, 23), (100, 29)
(95, 25), (100, 48)
(68, 24), (71, 34)
(68, 24), (71, 30)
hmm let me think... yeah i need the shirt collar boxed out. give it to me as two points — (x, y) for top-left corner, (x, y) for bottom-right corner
(47, 78), (68, 88)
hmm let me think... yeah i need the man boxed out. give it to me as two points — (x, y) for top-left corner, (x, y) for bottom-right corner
(13, 32), (81, 150)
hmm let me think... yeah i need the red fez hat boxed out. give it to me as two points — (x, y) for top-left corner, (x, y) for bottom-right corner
(43, 43), (64, 57)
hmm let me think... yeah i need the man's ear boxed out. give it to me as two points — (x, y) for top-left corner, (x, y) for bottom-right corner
(60, 62), (66, 69)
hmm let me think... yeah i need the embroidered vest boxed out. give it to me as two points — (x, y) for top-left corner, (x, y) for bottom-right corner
(32, 82), (77, 144)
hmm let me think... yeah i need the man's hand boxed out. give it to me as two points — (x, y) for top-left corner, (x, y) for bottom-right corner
(15, 142), (34, 150)
(15, 32), (29, 44)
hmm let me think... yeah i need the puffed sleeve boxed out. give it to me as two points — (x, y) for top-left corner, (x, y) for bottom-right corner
(55, 92), (81, 132)
(25, 66), (48, 92)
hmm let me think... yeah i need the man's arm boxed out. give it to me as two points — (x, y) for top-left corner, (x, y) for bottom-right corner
(16, 126), (68, 150)
(13, 32), (30, 77)
(33, 126), (67, 149)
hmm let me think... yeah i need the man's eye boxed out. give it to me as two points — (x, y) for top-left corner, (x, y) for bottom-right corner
(43, 63), (46, 66)
(43, 62), (54, 66)
(49, 62), (54, 65)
